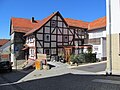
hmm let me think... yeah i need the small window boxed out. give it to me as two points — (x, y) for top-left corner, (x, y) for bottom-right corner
(45, 49), (49, 55)
(51, 21), (56, 27)
(45, 34), (50, 41)
(30, 49), (34, 56)
(64, 36), (68, 42)
(29, 36), (34, 43)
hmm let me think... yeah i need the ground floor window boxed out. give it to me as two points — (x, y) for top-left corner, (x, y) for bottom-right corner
(88, 38), (101, 45)
(30, 48), (35, 57)
(45, 49), (50, 55)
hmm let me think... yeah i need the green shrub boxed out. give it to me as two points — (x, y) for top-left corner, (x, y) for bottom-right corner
(70, 53), (97, 64)
(84, 53), (96, 63)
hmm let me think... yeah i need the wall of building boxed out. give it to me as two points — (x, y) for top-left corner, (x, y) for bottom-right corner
(26, 35), (35, 47)
(35, 14), (87, 59)
(11, 32), (25, 66)
(106, 0), (120, 71)
(88, 29), (106, 60)
(25, 35), (36, 60)
(11, 33), (15, 64)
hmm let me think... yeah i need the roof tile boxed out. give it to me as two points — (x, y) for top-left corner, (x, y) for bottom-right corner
(88, 16), (106, 30)
(0, 39), (9, 46)
(64, 18), (89, 28)
(24, 12), (58, 36)
(11, 17), (41, 34)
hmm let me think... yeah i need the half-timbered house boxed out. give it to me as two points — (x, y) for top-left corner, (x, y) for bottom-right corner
(10, 11), (107, 66)
(23, 12), (90, 62)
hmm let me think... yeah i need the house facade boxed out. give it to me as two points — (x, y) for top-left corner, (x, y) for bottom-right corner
(10, 12), (90, 65)
(88, 17), (106, 60)
(24, 12), (89, 62)
(10, 11), (106, 66)
(106, 0), (120, 73)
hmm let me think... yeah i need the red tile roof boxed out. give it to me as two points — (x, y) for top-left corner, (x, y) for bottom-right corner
(64, 18), (89, 28)
(11, 17), (41, 34)
(24, 12), (58, 36)
(0, 39), (9, 47)
(88, 16), (106, 30)
(10, 12), (106, 36)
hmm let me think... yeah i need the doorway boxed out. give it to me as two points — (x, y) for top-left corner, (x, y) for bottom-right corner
(64, 48), (72, 63)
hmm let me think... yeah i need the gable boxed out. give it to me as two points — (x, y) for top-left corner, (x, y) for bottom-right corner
(25, 11), (68, 36)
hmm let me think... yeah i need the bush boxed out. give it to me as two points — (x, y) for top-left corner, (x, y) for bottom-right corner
(70, 53), (97, 64)
(84, 53), (96, 63)
(70, 54), (85, 64)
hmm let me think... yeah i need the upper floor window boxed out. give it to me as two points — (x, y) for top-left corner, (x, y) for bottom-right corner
(29, 36), (34, 43)
(45, 34), (50, 41)
(51, 21), (56, 27)
(88, 38), (101, 45)
(64, 36), (68, 42)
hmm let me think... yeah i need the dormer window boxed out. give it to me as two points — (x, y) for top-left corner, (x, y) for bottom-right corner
(51, 21), (56, 27)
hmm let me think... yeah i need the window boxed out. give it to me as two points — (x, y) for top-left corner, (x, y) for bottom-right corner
(93, 46), (99, 51)
(64, 36), (68, 42)
(45, 49), (49, 55)
(29, 36), (34, 43)
(88, 38), (101, 45)
(51, 21), (56, 27)
(45, 34), (50, 41)
(30, 49), (34, 57)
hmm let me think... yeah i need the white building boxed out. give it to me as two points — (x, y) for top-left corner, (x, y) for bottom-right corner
(106, 0), (120, 74)
(88, 17), (106, 60)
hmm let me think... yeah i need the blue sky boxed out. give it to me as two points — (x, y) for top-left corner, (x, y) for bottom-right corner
(0, 0), (106, 39)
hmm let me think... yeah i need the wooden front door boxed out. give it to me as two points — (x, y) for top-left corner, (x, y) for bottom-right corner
(64, 48), (72, 63)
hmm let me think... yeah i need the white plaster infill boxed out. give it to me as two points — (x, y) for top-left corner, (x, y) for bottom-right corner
(68, 61), (107, 69)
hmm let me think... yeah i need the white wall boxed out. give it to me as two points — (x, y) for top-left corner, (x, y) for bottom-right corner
(11, 33), (15, 64)
(25, 35), (36, 60)
(89, 30), (106, 39)
(88, 29), (106, 60)
(106, 0), (120, 34)
(28, 48), (36, 60)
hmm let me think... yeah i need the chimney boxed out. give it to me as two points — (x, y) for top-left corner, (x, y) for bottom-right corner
(31, 17), (35, 23)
